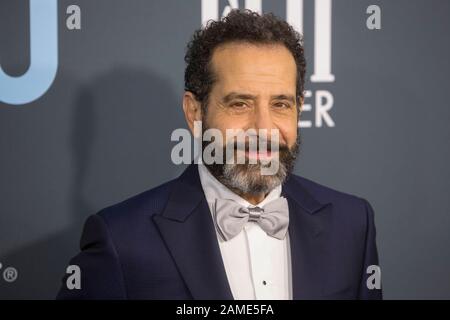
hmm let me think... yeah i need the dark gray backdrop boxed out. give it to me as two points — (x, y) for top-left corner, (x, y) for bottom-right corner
(1, 0), (449, 299)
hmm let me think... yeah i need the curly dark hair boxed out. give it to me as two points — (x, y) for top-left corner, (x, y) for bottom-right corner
(184, 9), (306, 111)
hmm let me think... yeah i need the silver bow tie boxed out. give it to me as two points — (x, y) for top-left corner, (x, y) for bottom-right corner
(214, 197), (289, 241)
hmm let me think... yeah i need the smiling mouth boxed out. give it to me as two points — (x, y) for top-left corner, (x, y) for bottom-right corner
(244, 149), (274, 160)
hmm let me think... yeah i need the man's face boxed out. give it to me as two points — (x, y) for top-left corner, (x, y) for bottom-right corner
(198, 42), (301, 195)
(205, 42), (299, 150)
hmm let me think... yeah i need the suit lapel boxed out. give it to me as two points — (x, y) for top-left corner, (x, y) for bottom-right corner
(282, 176), (334, 299)
(152, 164), (335, 300)
(152, 164), (233, 299)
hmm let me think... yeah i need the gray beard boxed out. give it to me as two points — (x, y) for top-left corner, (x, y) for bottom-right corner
(219, 162), (288, 196)
(201, 126), (301, 197)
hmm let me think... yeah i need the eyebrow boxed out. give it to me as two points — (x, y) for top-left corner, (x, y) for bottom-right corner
(271, 94), (296, 105)
(222, 92), (257, 104)
(222, 92), (296, 104)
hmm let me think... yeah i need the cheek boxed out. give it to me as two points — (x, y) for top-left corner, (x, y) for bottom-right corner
(204, 112), (240, 145)
(283, 128), (298, 147)
(204, 108), (222, 129)
(274, 117), (298, 144)
(205, 109), (248, 131)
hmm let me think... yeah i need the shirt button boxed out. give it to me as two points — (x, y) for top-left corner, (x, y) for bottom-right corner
(262, 280), (267, 285)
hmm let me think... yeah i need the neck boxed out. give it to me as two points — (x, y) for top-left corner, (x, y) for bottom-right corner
(241, 193), (266, 205)
(230, 187), (267, 205)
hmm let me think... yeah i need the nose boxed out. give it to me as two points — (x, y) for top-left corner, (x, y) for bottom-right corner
(251, 104), (280, 144)
(253, 104), (275, 131)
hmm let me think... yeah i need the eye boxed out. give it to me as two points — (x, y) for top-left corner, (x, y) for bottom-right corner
(273, 102), (290, 109)
(231, 101), (248, 108)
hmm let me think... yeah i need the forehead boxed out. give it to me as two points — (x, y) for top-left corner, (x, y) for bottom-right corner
(210, 42), (297, 93)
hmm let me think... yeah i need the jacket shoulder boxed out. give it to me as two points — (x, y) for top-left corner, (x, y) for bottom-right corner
(95, 178), (175, 226)
(289, 174), (372, 224)
(291, 174), (367, 204)
(290, 174), (376, 244)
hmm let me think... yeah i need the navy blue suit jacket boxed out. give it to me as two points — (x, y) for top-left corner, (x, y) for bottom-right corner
(57, 164), (382, 300)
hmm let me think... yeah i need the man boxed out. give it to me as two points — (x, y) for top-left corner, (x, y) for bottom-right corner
(57, 10), (382, 300)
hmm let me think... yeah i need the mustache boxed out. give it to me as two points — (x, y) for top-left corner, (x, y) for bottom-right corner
(223, 140), (290, 153)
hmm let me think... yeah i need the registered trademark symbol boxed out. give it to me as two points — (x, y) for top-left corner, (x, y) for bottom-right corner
(3, 267), (18, 283)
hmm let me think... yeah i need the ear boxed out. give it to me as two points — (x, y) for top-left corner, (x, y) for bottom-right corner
(298, 96), (304, 117)
(182, 91), (202, 135)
